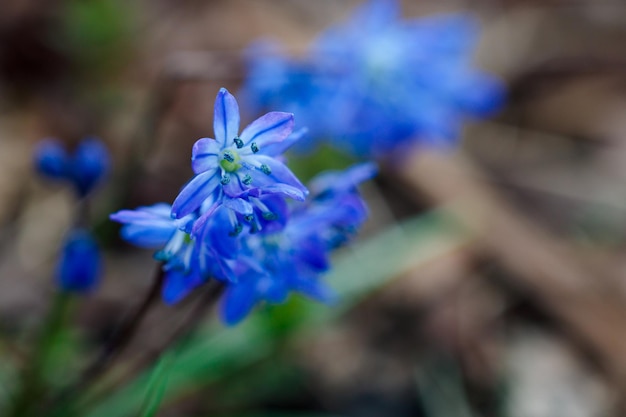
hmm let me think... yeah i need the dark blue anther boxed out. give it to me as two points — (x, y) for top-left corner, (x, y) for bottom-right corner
(222, 151), (235, 163)
(260, 164), (271, 175)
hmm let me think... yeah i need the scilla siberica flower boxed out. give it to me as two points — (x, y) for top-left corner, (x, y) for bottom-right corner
(111, 88), (311, 304)
(240, 0), (504, 158)
(171, 87), (308, 238)
(34, 137), (110, 197)
(111, 89), (375, 324)
(220, 163), (376, 325)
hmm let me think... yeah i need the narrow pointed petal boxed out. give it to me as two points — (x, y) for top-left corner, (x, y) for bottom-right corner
(262, 127), (308, 156)
(171, 170), (220, 218)
(223, 197), (253, 216)
(213, 88), (240, 146)
(249, 155), (308, 196)
(221, 282), (257, 325)
(205, 206), (241, 257)
(120, 224), (174, 248)
(239, 112), (294, 148)
(109, 204), (172, 226)
(191, 138), (221, 174)
(162, 269), (204, 304)
(310, 162), (377, 195)
(263, 183), (307, 201)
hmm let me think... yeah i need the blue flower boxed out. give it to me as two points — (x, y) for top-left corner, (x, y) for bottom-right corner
(220, 163), (376, 325)
(34, 137), (110, 197)
(171, 88), (308, 223)
(240, 0), (504, 158)
(56, 229), (101, 293)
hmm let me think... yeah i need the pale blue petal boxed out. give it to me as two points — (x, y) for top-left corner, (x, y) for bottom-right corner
(262, 183), (307, 201)
(247, 155), (308, 196)
(310, 162), (377, 196)
(223, 197), (254, 216)
(239, 112), (294, 148)
(171, 170), (220, 218)
(262, 127), (308, 156)
(213, 88), (240, 146)
(191, 138), (221, 174)
(120, 224), (174, 248)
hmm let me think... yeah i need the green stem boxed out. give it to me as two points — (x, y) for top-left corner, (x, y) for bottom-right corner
(8, 291), (73, 417)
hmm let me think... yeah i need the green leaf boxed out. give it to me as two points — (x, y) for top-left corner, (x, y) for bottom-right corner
(138, 349), (176, 417)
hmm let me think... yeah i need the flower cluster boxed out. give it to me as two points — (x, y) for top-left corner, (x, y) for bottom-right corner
(111, 88), (374, 324)
(34, 137), (109, 294)
(240, 0), (504, 158)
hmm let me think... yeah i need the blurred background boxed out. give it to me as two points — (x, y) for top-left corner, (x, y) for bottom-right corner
(2, 0), (626, 416)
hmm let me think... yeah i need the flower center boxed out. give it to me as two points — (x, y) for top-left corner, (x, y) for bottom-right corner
(220, 149), (242, 173)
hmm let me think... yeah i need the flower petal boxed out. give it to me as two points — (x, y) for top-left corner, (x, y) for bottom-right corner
(162, 269), (204, 305)
(223, 197), (254, 216)
(120, 224), (174, 248)
(309, 162), (377, 196)
(262, 183), (307, 201)
(262, 127), (308, 156)
(247, 155), (308, 197)
(221, 282), (257, 325)
(191, 138), (221, 174)
(199, 205), (241, 258)
(171, 170), (220, 218)
(213, 88), (240, 146)
(239, 112), (294, 148)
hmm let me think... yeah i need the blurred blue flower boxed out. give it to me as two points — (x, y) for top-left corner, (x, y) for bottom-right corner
(240, 0), (504, 158)
(34, 139), (69, 180)
(56, 229), (101, 293)
(171, 88), (308, 228)
(220, 163), (376, 325)
(34, 137), (110, 197)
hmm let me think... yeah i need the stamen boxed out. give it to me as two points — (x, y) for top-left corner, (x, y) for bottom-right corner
(260, 164), (271, 175)
(250, 142), (259, 153)
(244, 214), (254, 222)
(220, 174), (230, 185)
(222, 150), (235, 163)
(242, 174), (252, 185)
(233, 137), (244, 148)
(262, 212), (277, 220)
(228, 223), (243, 236)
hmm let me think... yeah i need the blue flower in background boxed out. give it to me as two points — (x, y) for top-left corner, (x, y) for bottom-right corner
(56, 229), (101, 293)
(34, 137), (110, 197)
(240, 0), (504, 158)
(171, 88), (308, 227)
(220, 163), (376, 325)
